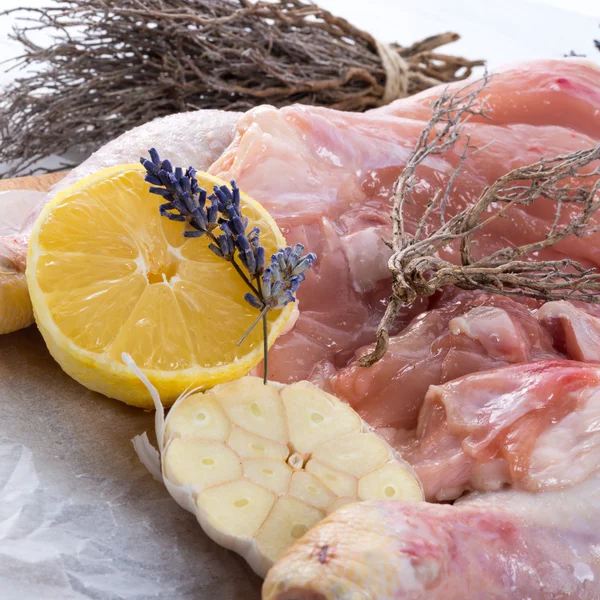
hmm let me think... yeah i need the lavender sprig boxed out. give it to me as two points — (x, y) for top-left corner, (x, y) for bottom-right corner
(243, 245), (316, 311)
(141, 148), (316, 383)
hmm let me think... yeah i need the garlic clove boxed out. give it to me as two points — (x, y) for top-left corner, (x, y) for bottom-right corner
(305, 458), (358, 498)
(227, 426), (289, 461)
(281, 381), (361, 455)
(164, 394), (230, 441)
(197, 478), (276, 538)
(243, 458), (292, 494)
(358, 462), (424, 502)
(255, 496), (324, 565)
(289, 470), (336, 509)
(218, 378), (288, 444)
(163, 438), (241, 490)
(312, 431), (389, 477)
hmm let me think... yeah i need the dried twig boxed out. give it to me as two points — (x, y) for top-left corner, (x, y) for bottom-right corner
(360, 75), (600, 366)
(0, 0), (483, 178)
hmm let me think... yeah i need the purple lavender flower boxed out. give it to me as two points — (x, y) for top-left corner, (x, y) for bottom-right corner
(141, 148), (316, 383)
(244, 244), (316, 310)
(141, 148), (215, 238)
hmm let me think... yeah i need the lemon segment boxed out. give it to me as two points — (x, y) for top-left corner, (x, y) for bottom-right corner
(26, 164), (293, 407)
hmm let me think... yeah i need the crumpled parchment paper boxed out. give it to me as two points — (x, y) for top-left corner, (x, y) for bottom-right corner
(0, 326), (262, 600)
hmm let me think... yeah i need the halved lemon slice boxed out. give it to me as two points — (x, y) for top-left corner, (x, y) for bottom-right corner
(26, 164), (293, 407)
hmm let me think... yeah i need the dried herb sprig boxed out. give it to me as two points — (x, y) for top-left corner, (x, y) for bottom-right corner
(141, 148), (316, 383)
(0, 0), (483, 177)
(360, 76), (600, 366)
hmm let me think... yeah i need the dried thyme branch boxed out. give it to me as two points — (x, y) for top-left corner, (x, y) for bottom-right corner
(141, 149), (316, 383)
(0, 0), (483, 177)
(360, 77), (600, 366)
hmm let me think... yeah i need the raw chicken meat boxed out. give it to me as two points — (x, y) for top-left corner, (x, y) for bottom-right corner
(538, 300), (600, 362)
(264, 476), (600, 600)
(406, 360), (600, 501)
(374, 58), (600, 138)
(0, 109), (239, 334)
(47, 109), (241, 213)
(0, 230), (29, 335)
(209, 59), (600, 389)
(331, 290), (560, 432)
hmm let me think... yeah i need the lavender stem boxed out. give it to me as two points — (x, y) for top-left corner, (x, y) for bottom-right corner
(257, 277), (268, 385)
(262, 310), (268, 385)
(237, 304), (269, 347)
(207, 230), (260, 296)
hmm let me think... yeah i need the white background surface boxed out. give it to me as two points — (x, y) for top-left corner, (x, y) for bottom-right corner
(319, 0), (600, 69)
(0, 0), (599, 89)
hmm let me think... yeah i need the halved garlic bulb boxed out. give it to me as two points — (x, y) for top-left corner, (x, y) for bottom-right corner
(128, 363), (423, 578)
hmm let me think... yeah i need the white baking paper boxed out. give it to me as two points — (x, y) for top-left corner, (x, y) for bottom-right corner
(0, 326), (262, 600)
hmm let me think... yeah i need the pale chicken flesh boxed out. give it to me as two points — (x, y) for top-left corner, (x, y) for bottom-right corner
(331, 290), (561, 433)
(209, 58), (600, 394)
(406, 360), (600, 501)
(538, 300), (600, 362)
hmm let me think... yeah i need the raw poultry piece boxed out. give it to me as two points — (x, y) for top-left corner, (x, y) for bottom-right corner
(0, 109), (239, 334)
(538, 300), (600, 361)
(130, 369), (422, 577)
(374, 58), (600, 137)
(331, 290), (560, 432)
(264, 474), (600, 600)
(209, 59), (600, 387)
(406, 360), (600, 500)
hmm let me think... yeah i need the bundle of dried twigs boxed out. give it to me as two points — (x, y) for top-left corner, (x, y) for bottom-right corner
(0, 0), (483, 177)
(360, 75), (600, 366)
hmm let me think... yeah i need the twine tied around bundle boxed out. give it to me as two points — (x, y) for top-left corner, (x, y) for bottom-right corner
(375, 40), (411, 104)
